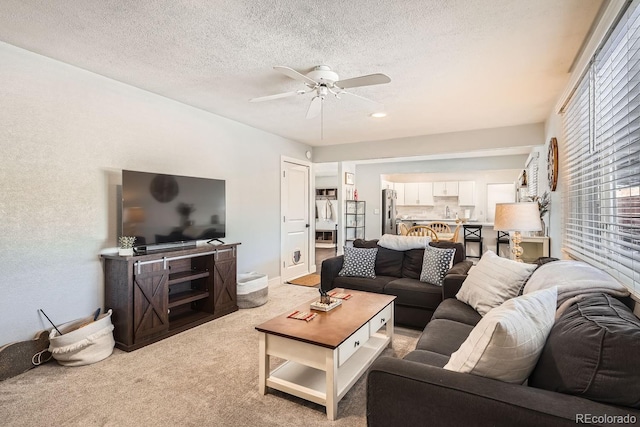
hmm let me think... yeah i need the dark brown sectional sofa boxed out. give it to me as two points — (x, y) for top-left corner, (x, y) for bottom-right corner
(320, 239), (473, 329)
(366, 272), (640, 426)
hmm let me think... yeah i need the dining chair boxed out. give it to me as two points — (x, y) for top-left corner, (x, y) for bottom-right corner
(426, 221), (452, 234)
(406, 226), (439, 242)
(444, 224), (461, 242)
(398, 223), (410, 236)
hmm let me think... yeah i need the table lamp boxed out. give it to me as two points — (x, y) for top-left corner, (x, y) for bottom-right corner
(493, 202), (542, 262)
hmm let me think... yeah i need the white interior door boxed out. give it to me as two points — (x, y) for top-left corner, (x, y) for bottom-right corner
(281, 160), (310, 281)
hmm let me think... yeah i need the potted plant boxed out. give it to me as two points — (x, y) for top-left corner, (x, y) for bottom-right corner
(528, 191), (550, 236)
(118, 236), (136, 256)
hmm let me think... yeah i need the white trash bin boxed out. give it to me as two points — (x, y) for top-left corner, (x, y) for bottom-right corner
(237, 272), (268, 308)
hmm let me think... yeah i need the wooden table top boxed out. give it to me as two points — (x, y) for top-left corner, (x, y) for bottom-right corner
(255, 289), (395, 349)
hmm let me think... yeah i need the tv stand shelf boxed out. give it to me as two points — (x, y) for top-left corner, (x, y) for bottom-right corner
(168, 269), (210, 285)
(168, 289), (210, 308)
(102, 243), (240, 351)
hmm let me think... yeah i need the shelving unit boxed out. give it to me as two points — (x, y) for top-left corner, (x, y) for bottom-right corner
(315, 229), (337, 248)
(316, 188), (338, 248)
(345, 200), (366, 242)
(316, 188), (337, 198)
(102, 243), (239, 351)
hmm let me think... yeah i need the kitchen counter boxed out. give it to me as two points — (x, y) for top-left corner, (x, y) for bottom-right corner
(397, 218), (494, 227)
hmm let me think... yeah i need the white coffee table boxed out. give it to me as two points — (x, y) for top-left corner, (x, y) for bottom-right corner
(255, 289), (395, 420)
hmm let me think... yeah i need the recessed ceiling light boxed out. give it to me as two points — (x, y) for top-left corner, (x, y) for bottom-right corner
(370, 112), (387, 118)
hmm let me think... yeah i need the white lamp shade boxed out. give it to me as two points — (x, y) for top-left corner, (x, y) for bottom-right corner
(494, 202), (542, 232)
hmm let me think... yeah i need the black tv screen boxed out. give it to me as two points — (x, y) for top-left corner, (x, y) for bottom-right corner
(122, 170), (225, 249)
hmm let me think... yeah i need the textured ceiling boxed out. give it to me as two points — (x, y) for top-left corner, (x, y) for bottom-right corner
(0, 0), (603, 146)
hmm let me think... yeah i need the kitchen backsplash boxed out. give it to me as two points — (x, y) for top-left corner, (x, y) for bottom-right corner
(396, 197), (476, 219)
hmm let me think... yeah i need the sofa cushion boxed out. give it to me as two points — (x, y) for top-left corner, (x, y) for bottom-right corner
(353, 239), (378, 249)
(373, 247), (404, 278)
(420, 245), (456, 286)
(402, 249), (425, 279)
(415, 319), (474, 357)
(529, 293), (640, 409)
(403, 350), (450, 368)
(432, 298), (482, 326)
(333, 275), (396, 293)
(456, 250), (537, 316)
(444, 287), (557, 384)
(339, 246), (378, 278)
(383, 278), (443, 310)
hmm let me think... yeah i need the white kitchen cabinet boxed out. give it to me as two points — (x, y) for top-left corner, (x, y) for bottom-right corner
(418, 182), (434, 205)
(458, 181), (476, 206)
(402, 182), (433, 205)
(393, 182), (405, 205)
(404, 183), (419, 205)
(433, 181), (458, 197)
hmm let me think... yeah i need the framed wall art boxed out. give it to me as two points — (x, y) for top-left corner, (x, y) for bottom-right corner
(344, 172), (354, 185)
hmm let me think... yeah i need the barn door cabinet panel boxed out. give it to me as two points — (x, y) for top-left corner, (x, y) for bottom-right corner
(103, 243), (239, 351)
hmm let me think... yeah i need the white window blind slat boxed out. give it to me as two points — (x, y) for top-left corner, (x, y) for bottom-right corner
(562, 0), (640, 296)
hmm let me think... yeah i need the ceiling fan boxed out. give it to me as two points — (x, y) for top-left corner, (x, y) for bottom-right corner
(250, 65), (391, 119)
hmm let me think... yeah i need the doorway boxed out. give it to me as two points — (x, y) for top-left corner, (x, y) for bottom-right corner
(281, 158), (312, 282)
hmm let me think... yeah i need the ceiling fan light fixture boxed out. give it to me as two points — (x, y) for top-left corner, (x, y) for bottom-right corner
(370, 112), (387, 118)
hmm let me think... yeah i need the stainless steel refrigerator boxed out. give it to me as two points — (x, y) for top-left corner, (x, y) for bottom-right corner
(381, 189), (397, 235)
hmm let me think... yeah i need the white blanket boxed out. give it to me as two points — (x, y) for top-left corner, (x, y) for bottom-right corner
(378, 234), (430, 251)
(523, 260), (630, 318)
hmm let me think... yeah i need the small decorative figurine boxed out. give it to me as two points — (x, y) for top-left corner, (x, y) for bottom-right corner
(319, 288), (331, 305)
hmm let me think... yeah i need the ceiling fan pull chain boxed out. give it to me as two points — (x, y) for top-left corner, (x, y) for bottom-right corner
(321, 98), (324, 140)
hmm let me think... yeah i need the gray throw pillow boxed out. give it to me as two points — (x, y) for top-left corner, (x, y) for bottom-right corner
(419, 245), (455, 286)
(339, 246), (378, 279)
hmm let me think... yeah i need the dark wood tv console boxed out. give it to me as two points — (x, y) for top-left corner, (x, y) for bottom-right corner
(102, 243), (240, 351)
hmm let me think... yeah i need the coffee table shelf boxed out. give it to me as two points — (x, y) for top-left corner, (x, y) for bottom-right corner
(256, 290), (395, 420)
(267, 333), (389, 403)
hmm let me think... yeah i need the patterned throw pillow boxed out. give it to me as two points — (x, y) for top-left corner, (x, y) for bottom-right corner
(338, 246), (378, 278)
(419, 245), (456, 286)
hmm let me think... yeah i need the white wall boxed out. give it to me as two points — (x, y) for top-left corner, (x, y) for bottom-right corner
(543, 111), (563, 259)
(314, 123), (544, 162)
(314, 175), (338, 188)
(0, 42), (310, 345)
(355, 156), (527, 240)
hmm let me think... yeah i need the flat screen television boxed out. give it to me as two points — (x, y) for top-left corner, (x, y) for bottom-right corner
(121, 170), (226, 251)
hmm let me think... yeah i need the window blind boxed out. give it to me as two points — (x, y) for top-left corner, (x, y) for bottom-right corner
(525, 153), (539, 199)
(562, 0), (640, 295)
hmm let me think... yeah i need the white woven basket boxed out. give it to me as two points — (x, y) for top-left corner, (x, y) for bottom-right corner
(48, 309), (115, 366)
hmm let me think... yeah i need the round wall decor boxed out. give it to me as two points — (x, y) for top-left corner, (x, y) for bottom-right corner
(547, 137), (558, 191)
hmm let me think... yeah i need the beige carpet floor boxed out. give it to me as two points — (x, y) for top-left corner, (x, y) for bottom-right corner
(0, 282), (419, 427)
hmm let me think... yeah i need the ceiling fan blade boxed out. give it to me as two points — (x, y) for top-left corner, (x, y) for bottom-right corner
(249, 89), (307, 102)
(335, 73), (391, 89)
(340, 90), (384, 107)
(306, 96), (323, 119)
(274, 66), (318, 86)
